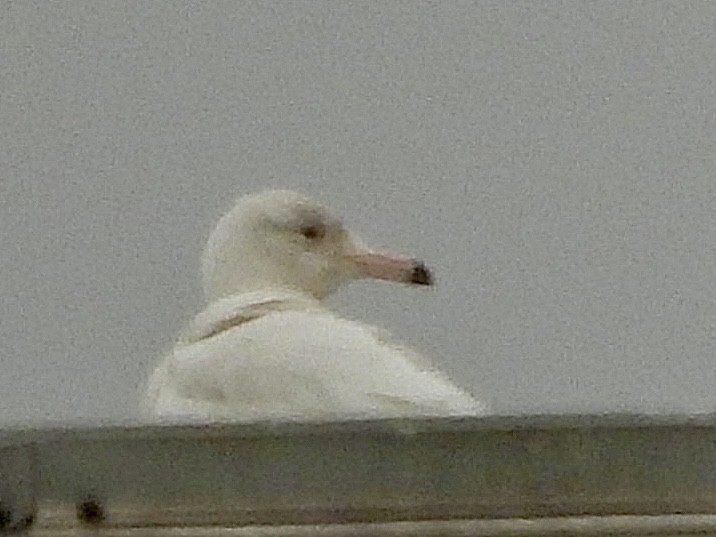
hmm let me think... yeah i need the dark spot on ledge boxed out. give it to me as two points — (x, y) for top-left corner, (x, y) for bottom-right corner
(0, 504), (11, 529)
(77, 498), (105, 525)
(0, 503), (34, 531)
(20, 513), (35, 529)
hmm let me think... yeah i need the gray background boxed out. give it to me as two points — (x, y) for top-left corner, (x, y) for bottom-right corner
(2, 1), (715, 425)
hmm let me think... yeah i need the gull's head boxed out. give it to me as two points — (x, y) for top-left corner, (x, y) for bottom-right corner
(201, 189), (433, 301)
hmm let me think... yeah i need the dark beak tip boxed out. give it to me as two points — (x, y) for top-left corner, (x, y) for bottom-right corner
(411, 262), (434, 286)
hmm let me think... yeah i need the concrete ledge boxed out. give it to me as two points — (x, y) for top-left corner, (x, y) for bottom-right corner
(1, 414), (716, 533)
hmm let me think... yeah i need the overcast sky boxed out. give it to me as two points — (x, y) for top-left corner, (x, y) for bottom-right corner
(2, 2), (716, 425)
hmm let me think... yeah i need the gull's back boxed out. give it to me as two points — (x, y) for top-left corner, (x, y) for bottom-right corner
(146, 293), (486, 422)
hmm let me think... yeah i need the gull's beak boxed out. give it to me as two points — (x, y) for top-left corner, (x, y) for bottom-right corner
(343, 232), (434, 285)
(344, 235), (434, 286)
(349, 252), (433, 285)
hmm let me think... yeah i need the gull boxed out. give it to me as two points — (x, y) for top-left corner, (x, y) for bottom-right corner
(145, 190), (487, 421)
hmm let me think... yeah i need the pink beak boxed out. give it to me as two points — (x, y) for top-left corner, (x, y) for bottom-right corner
(348, 251), (433, 286)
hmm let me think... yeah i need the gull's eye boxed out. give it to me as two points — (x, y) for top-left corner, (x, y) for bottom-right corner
(300, 224), (325, 240)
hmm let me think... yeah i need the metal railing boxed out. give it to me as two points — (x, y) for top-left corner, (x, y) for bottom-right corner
(2, 414), (716, 535)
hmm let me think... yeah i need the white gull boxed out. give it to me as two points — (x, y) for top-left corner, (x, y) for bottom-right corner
(145, 190), (487, 421)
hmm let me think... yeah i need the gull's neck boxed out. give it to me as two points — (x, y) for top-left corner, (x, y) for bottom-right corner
(181, 287), (325, 345)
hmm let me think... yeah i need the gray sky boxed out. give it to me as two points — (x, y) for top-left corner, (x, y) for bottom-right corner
(2, 2), (716, 425)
